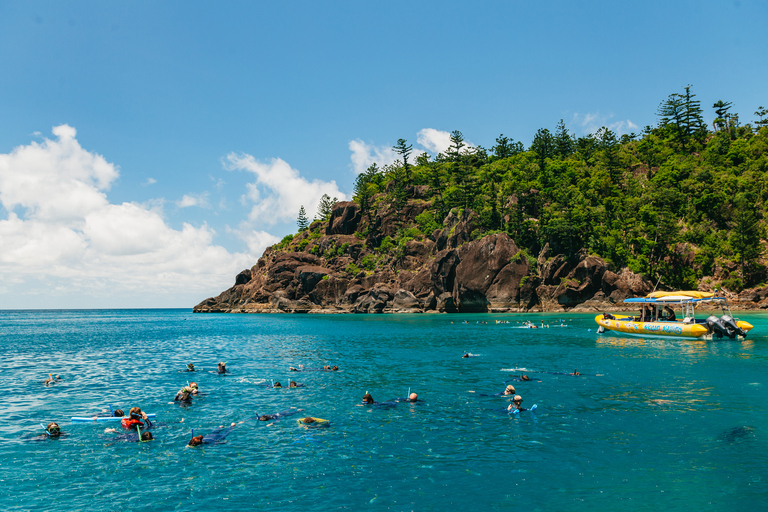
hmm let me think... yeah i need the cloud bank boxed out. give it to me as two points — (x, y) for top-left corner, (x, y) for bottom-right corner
(0, 125), (253, 308)
(225, 153), (348, 224)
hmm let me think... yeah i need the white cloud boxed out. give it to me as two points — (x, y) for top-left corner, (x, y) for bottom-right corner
(144, 177), (157, 185)
(177, 193), (210, 209)
(0, 125), (254, 308)
(348, 139), (398, 174)
(231, 224), (281, 256)
(348, 129), (477, 174)
(571, 112), (639, 136)
(416, 128), (475, 156)
(225, 153), (347, 226)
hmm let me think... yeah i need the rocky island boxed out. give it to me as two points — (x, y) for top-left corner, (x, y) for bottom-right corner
(195, 89), (768, 314)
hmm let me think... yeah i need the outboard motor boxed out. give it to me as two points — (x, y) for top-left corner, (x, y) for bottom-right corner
(720, 315), (746, 339)
(706, 315), (728, 339)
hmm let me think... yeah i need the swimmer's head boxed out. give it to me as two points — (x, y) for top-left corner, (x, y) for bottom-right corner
(504, 385), (516, 395)
(332, 365), (339, 371)
(140, 432), (153, 442)
(362, 393), (374, 404)
(46, 422), (61, 437)
(462, 354), (469, 358)
(323, 365), (331, 370)
(189, 382), (198, 389)
(273, 382), (282, 388)
(188, 435), (203, 447)
(113, 409), (125, 417)
(258, 415), (273, 421)
(301, 417), (315, 424)
(408, 393), (418, 402)
(218, 362), (226, 372)
(521, 375), (530, 381)
(513, 395), (523, 404)
(289, 381), (297, 388)
(129, 407), (142, 419)
(187, 363), (195, 371)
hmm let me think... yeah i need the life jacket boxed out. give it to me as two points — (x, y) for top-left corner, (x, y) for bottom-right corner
(121, 417), (144, 429)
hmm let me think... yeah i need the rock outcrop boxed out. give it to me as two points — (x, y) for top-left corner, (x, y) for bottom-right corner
(193, 200), (669, 314)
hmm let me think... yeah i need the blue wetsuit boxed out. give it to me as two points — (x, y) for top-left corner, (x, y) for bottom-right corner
(200, 425), (235, 444)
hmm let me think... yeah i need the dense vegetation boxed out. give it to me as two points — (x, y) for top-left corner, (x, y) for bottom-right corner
(304, 87), (768, 292)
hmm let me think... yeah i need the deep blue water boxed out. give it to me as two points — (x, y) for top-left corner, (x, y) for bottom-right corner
(2, 309), (768, 511)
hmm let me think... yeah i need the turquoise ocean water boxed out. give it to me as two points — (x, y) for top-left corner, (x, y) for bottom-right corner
(2, 309), (768, 511)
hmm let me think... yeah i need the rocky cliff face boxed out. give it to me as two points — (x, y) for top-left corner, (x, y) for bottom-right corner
(194, 200), (673, 314)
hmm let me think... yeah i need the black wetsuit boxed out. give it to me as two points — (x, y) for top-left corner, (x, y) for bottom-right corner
(255, 409), (300, 422)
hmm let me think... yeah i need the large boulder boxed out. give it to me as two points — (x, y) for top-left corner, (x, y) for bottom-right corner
(431, 249), (460, 297)
(353, 286), (394, 313)
(453, 233), (519, 312)
(327, 202), (361, 235)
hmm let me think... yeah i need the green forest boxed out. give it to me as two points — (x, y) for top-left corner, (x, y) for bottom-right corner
(308, 87), (768, 292)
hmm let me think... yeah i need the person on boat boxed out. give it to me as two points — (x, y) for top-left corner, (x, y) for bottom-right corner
(217, 362), (227, 374)
(507, 395), (526, 412)
(664, 306), (676, 321)
(503, 385), (516, 395)
(186, 363), (195, 372)
(121, 407), (149, 430)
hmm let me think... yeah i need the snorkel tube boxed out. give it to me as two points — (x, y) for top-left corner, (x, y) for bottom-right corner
(40, 423), (51, 436)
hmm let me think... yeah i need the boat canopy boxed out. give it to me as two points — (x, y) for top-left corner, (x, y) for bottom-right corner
(647, 291), (715, 299)
(624, 291), (723, 304)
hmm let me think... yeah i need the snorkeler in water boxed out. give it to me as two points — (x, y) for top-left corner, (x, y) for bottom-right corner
(506, 395), (528, 412)
(43, 374), (62, 386)
(175, 386), (193, 402)
(298, 417), (330, 429)
(404, 392), (418, 402)
(188, 423), (237, 446)
(44, 422), (62, 437)
(186, 363), (195, 372)
(104, 430), (154, 443)
(289, 381), (305, 388)
(121, 407), (150, 430)
(255, 409), (303, 423)
(217, 362), (228, 374)
(356, 393), (397, 408)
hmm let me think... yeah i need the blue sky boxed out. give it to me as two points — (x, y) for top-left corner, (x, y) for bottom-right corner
(1, 1), (766, 308)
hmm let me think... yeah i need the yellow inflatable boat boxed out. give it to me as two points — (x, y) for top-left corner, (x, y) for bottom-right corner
(595, 291), (753, 340)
